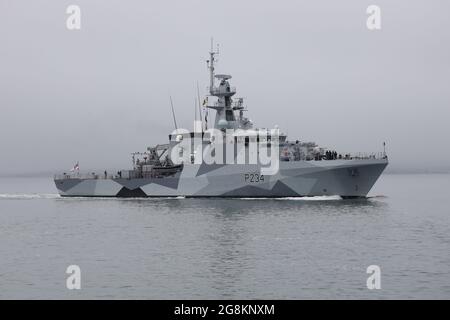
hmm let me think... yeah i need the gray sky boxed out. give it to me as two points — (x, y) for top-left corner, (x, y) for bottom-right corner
(1, 0), (449, 175)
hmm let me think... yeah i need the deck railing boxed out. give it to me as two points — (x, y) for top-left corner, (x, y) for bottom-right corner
(54, 170), (141, 181)
(54, 153), (387, 180)
(335, 152), (387, 160)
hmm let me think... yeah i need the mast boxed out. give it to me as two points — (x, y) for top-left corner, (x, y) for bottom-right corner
(194, 96), (197, 123)
(169, 95), (178, 130)
(205, 40), (237, 130)
(208, 38), (216, 95)
(196, 81), (203, 132)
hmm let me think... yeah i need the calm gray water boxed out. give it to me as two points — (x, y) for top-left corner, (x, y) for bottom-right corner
(0, 174), (449, 299)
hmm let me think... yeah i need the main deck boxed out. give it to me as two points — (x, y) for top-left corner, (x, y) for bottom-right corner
(54, 158), (388, 198)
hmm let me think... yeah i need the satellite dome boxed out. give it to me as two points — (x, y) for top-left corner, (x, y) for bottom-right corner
(217, 119), (228, 128)
(215, 74), (232, 80)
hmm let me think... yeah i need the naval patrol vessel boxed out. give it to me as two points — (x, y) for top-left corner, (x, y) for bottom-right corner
(54, 44), (388, 198)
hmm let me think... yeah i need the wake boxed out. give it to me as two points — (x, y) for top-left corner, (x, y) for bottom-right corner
(0, 194), (349, 201)
(239, 195), (343, 201)
(0, 193), (60, 200)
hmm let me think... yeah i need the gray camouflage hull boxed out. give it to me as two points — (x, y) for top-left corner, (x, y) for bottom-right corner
(54, 159), (388, 198)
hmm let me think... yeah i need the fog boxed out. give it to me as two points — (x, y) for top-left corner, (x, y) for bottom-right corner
(1, 0), (449, 175)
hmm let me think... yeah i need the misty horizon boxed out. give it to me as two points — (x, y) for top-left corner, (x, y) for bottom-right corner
(1, 0), (449, 176)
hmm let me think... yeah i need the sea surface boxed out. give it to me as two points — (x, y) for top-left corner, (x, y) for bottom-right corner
(0, 174), (449, 299)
